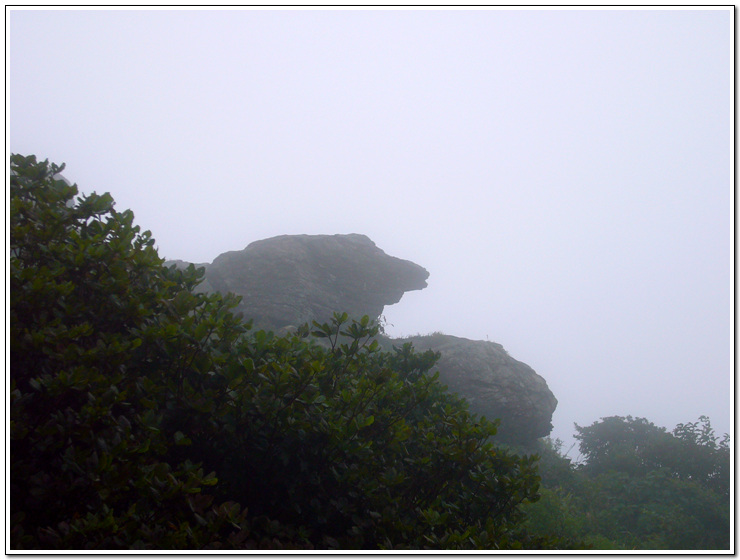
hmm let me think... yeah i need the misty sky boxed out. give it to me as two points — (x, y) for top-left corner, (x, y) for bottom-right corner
(8, 7), (732, 452)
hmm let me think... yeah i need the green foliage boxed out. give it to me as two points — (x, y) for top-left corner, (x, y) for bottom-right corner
(10, 154), (562, 550)
(183, 312), (555, 549)
(10, 154), (271, 548)
(575, 415), (730, 500)
(523, 417), (731, 550)
(517, 439), (589, 549)
(574, 416), (730, 550)
(671, 416), (730, 498)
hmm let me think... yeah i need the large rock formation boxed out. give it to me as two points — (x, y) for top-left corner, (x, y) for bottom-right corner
(168, 233), (557, 444)
(387, 334), (557, 443)
(169, 234), (429, 329)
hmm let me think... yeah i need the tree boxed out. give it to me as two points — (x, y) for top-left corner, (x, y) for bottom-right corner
(10, 154), (560, 550)
(10, 154), (276, 548)
(523, 417), (731, 550)
(575, 415), (730, 491)
(194, 314), (564, 549)
(671, 415), (730, 498)
(571, 416), (730, 550)
(573, 416), (678, 477)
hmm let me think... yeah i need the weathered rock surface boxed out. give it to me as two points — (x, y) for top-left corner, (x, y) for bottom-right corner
(387, 333), (557, 443)
(168, 233), (557, 444)
(168, 234), (429, 329)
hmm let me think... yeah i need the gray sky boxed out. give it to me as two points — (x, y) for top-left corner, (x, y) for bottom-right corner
(8, 7), (732, 451)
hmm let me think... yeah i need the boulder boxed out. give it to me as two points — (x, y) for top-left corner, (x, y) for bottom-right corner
(390, 333), (557, 444)
(168, 234), (429, 329)
(167, 234), (557, 444)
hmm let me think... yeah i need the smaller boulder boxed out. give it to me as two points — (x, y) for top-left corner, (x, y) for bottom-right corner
(393, 333), (557, 444)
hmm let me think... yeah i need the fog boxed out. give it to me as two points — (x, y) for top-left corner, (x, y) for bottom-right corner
(8, 7), (732, 452)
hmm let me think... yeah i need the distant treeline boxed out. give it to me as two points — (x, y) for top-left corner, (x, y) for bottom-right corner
(522, 414), (729, 550)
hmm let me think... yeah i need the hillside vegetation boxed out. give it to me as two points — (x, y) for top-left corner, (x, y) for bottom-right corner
(523, 415), (730, 550)
(9, 154), (729, 550)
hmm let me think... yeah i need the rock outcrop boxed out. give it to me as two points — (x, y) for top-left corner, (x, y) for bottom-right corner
(168, 233), (557, 444)
(387, 334), (557, 443)
(169, 234), (429, 329)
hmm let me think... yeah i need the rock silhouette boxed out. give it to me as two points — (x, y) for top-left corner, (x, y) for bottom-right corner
(167, 233), (556, 444)
(169, 234), (429, 329)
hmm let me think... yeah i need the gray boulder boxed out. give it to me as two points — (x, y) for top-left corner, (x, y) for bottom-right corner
(169, 233), (429, 329)
(391, 333), (557, 444)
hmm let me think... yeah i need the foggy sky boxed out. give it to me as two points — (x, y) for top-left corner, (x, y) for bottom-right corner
(8, 7), (732, 451)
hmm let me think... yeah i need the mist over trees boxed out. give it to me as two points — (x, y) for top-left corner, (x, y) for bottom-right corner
(9, 155), (730, 550)
(523, 415), (729, 549)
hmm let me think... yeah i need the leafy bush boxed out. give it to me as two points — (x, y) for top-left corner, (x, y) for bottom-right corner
(523, 417), (730, 550)
(10, 154), (278, 548)
(10, 155), (562, 550)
